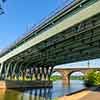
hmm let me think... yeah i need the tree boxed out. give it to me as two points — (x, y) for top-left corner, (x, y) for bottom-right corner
(85, 70), (100, 86)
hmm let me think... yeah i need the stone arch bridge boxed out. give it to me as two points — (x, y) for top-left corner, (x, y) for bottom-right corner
(54, 67), (100, 85)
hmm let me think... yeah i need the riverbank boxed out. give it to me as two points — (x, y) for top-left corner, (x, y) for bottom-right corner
(57, 90), (90, 100)
(57, 87), (100, 100)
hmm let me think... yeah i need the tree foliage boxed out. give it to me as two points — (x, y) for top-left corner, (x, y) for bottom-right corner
(85, 70), (100, 86)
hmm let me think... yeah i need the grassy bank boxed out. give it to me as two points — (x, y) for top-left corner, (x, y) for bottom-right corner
(50, 76), (84, 81)
(50, 76), (62, 81)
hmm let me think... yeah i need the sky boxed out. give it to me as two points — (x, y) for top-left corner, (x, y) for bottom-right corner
(55, 59), (100, 68)
(0, 0), (71, 49)
(0, 0), (100, 68)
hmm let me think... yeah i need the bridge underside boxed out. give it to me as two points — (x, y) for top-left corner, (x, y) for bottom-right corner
(0, 0), (100, 82)
(0, 13), (99, 81)
(6, 13), (100, 66)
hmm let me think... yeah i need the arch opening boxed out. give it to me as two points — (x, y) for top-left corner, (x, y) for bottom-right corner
(68, 71), (85, 86)
(69, 71), (84, 78)
(69, 71), (84, 80)
(51, 71), (63, 81)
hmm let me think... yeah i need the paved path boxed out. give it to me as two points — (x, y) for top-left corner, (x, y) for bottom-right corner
(58, 87), (100, 100)
(58, 90), (90, 100)
(79, 91), (100, 100)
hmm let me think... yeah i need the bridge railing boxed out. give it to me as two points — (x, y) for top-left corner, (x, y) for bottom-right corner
(15, 0), (81, 42)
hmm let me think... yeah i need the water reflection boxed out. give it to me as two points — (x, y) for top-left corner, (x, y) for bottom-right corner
(0, 88), (52, 100)
(25, 88), (52, 100)
(0, 80), (85, 100)
(62, 79), (69, 88)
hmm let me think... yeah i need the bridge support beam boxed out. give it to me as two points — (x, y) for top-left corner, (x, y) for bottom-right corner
(5, 63), (12, 80)
(62, 73), (70, 87)
(0, 62), (4, 79)
(33, 65), (54, 81)
(12, 63), (17, 79)
(54, 70), (71, 86)
(17, 63), (23, 80)
(0, 62), (54, 81)
(43, 66), (54, 81)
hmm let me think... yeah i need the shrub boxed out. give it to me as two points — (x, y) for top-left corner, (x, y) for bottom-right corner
(84, 70), (100, 87)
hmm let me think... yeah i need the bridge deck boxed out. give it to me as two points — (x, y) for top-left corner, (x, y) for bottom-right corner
(0, 0), (100, 65)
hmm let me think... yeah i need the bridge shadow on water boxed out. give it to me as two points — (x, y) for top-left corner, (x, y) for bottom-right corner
(17, 87), (52, 100)
(1, 88), (52, 100)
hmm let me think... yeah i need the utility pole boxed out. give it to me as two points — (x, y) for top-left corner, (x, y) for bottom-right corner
(88, 60), (90, 68)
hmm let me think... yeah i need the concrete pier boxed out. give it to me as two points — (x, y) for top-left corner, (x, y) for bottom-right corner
(0, 80), (52, 89)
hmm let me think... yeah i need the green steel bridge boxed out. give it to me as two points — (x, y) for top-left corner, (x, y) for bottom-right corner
(0, 0), (100, 83)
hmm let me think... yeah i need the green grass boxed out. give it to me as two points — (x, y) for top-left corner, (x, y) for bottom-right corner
(70, 76), (84, 80)
(50, 76), (62, 81)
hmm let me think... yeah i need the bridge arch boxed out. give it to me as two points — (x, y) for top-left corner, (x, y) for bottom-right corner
(51, 71), (63, 79)
(51, 71), (71, 87)
(68, 71), (84, 82)
(68, 71), (85, 78)
(52, 71), (63, 75)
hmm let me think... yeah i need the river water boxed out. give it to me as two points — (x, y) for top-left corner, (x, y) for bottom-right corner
(0, 80), (85, 100)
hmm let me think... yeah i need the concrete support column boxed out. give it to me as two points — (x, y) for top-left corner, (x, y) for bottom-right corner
(37, 66), (40, 80)
(39, 67), (42, 80)
(22, 67), (26, 80)
(42, 66), (45, 80)
(48, 66), (54, 81)
(12, 63), (18, 79)
(15, 65), (20, 80)
(33, 65), (54, 81)
(63, 74), (70, 87)
(62, 74), (70, 87)
(30, 67), (33, 80)
(18, 63), (24, 80)
(40, 65), (54, 81)
(36, 67), (38, 80)
(9, 63), (13, 80)
(16, 64), (21, 80)
(58, 70), (70, 86)
(46, 67), (49, 80)
(0, 62), (4, 79)
(5, 63), (12, 79)
(34, 65), (45, 80)
(43, 67), (47, 80)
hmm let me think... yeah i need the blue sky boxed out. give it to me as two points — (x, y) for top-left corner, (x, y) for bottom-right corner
(0, 0), (71, 49)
